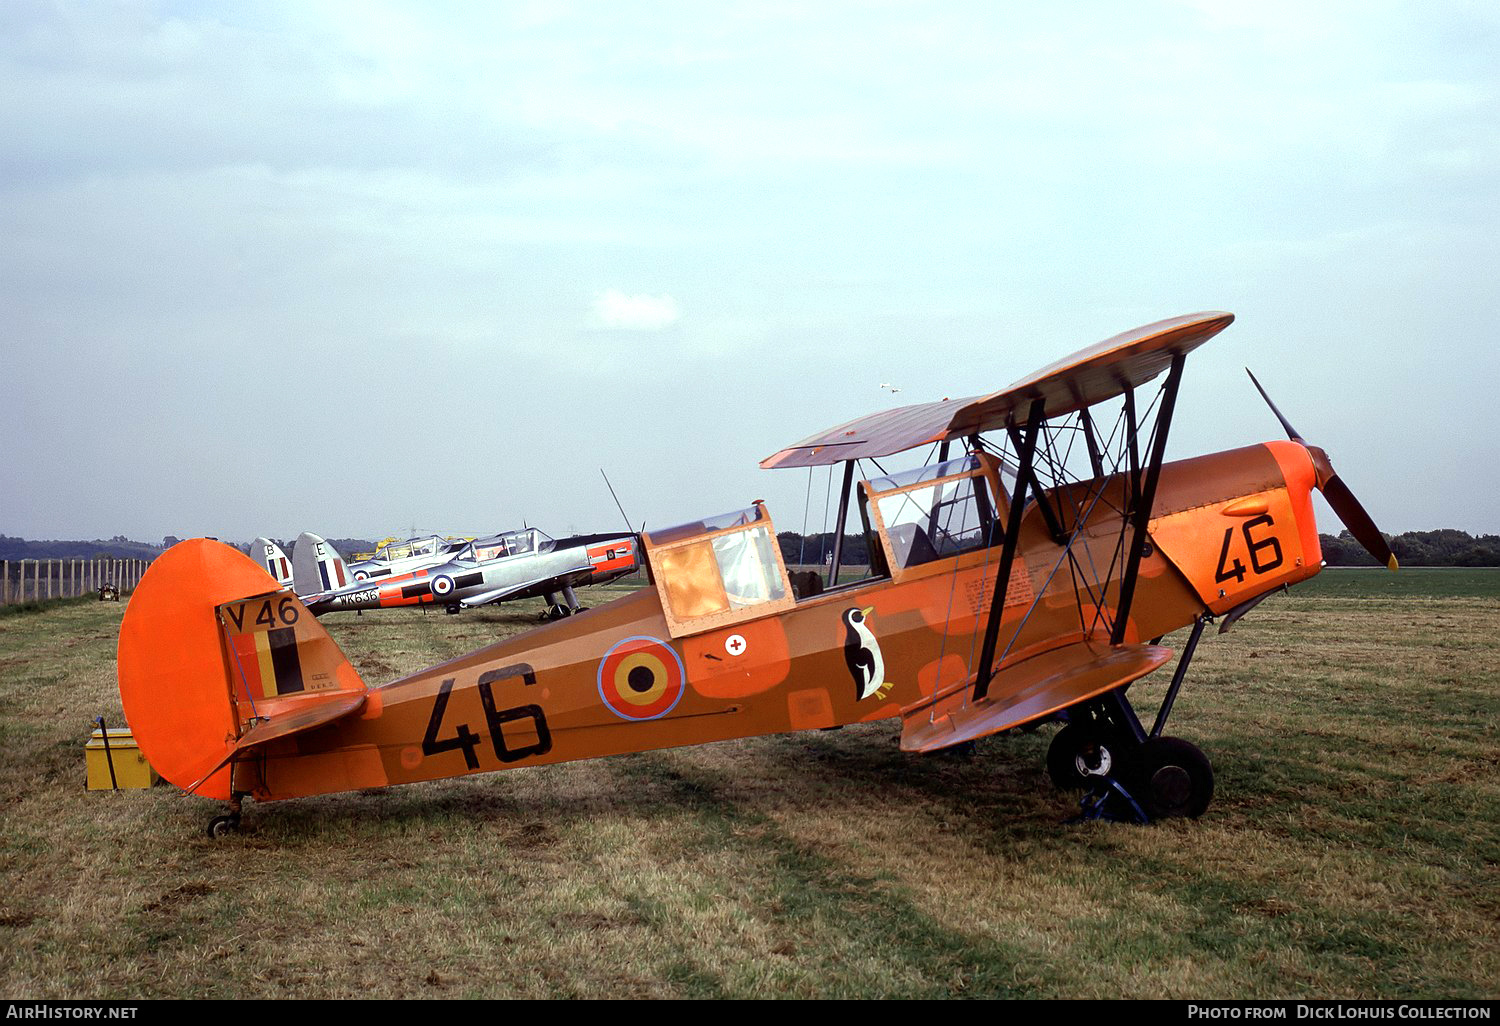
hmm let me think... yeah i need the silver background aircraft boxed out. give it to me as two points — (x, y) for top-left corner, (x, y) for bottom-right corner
(300, 528), (639, 617)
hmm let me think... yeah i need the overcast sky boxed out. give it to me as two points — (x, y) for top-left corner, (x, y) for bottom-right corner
(3, 1), (1496, 546)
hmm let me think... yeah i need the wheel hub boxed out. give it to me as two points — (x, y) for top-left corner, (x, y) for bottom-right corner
(1149, 764), (1192, 811)
(1075, 745), (1113, 778)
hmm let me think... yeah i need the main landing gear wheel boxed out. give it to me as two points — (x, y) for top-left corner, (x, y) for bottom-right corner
(541, 603), (574, 621)
(1130, 736), (1214, 819)
(206, 814), (240, 838)
(1047, 724), (1125, 791)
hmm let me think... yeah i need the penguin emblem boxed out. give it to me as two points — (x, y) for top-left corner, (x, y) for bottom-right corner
(842, 606), (890, 701)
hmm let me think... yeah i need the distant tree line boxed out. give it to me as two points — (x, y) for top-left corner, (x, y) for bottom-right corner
(0, 535), (382, 562)
(778, 529), (1500, 568)
(0, 535), (164, 561)
(1320, 529), (1500, 567)
(4, 529), (1496, 567)
(777, 532), (872, 567)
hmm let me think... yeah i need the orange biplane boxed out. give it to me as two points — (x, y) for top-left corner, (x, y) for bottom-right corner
(117, 312), (1395, 834)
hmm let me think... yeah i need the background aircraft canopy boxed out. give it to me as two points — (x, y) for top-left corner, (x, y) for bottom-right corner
(458, 528), (554, 562)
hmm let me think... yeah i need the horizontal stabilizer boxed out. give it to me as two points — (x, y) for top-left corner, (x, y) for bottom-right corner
(900, 639), (1171, 753)
(186, 691), (367, 793)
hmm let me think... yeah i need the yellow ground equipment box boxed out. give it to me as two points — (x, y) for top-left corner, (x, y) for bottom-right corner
(85, 727), (158, 790)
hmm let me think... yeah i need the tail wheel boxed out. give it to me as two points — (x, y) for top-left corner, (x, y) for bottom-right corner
(1131, 736), (1214, 819)
(1047, 723), (1126, 791)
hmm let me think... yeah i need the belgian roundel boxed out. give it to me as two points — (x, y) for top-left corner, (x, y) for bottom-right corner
(597, 636), (685, 721)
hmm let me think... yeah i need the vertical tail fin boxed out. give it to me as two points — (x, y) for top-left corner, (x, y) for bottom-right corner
(292, 532), (350, 595)
(118, 539), (367, 800)
(253, 537), (294, 589)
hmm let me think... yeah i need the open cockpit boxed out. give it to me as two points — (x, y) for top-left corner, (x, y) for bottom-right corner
(641, 451), (1014, 639)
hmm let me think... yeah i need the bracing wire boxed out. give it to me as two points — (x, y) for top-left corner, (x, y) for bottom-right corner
(799, 466), (812, 566)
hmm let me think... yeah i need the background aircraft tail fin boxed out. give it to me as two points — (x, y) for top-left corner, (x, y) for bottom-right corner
(292, 532), (350, 595)
(253, 537), (294, 588)
(118, 539), (367, 800)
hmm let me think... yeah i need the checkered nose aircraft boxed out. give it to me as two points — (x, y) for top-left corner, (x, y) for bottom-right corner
(119, 312), (1395, 836)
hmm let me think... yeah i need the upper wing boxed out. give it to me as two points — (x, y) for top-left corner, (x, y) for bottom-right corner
(899, 638), (1172, 753)
(761, 312), (1233, 469)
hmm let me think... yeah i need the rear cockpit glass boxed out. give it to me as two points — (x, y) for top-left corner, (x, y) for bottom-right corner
(644, 503), (794, 637)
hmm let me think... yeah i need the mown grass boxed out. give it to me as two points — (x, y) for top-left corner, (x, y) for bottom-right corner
(0, 571), (1494, 998)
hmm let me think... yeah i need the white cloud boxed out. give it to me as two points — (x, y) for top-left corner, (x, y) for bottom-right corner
(593, 288), (680, 330)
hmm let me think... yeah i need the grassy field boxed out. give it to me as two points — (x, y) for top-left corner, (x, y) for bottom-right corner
(0, 570), (1495, 999)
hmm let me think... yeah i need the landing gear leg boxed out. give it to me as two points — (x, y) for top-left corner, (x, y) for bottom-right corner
(207, 794), (245, 838)
(1055, 620), (1217, 822)
(539, 588), (582, 621)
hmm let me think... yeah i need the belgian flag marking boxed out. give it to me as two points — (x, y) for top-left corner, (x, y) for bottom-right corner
(597, 636), (685, 721)
(222, 598), (307, 699)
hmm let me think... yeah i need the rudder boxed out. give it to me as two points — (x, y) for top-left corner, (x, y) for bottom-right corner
(253, 537), (294, 588)
(292, 532), (350, 596)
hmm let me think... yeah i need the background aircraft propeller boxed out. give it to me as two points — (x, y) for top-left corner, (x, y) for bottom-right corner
(1246, 369), (1398, 572)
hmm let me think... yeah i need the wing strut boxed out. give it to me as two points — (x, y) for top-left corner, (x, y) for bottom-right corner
(825, 460), (856, 588)
(1111, 352), (1185, 644)
(1005, 420), (1067, 544)
(973, 398), (1045, 701)
(1080, 408), (1104, 479)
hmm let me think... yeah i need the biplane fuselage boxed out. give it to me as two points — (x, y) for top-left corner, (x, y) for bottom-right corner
(119, 312), (1392, 826)
(179, 440), (1319, 804)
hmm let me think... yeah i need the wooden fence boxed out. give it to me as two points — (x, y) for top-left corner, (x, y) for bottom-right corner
(1, 558), (150, 605)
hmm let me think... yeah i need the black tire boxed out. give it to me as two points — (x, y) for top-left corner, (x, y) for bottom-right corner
(1047, 723), (1124, 791)
(206, 814), (239, 838)
(1131, 736), (1214, 819)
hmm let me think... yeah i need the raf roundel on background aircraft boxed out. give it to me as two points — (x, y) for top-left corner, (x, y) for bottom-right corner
(289, 529), (639, 619)
(117, 312), (1396, 835)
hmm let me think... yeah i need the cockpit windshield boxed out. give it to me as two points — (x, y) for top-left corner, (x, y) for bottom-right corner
(865, 454), (1002, 573)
